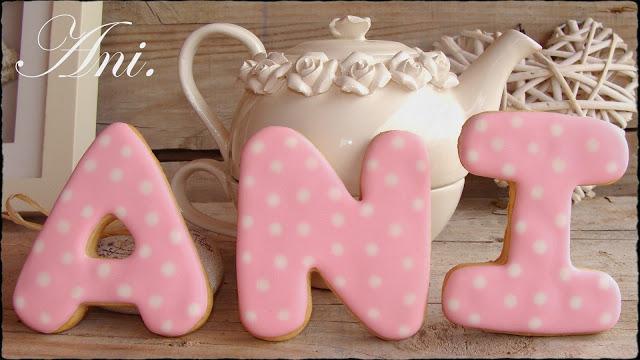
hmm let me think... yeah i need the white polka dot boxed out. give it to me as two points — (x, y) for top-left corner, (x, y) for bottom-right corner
(250, 141), (264, 154)
(242, 251), (252, 264)
(550, 123), (564, 137)
(15, 296), (25, 309)
(139, 180), (153, 195)
(606, 162), (618, 174)
(241, 215), (254, 229)
(365, 243), (379, 257)
(511, 116), (524, 128)
(515, 220), (527, 234)
(533, 240), (547, 255)
(139, 244), (152, 259)
(61, 251), (73, 265)
(403, 293), (416, 306)
(416, 159), (427, 172)
(274, 255), (288, 269)
(412, 198), (425, 211)
(528, 317), (542, 330)
(120, 145), (132, 157)
(560, 267), (571, 282)
(270, 160), (284, 174)
(474, 119), (487, 132)
(402, 257), (414, 270)
(57, 220), (70, 234)
(149, 295), (163, 309)
(360, 202), (374, 217)
(473, 275), (487, 289)
(569, 296), (582, 310)
(71, 286), (84, 299)
(527, 142), (540, 154)
(368, 275), (382, 289)
(599, 312), (612, 325)
(81, 205), (93, 219)
(469, 313), (481, 325)
(244, 311), (257, 322)
(598, 274), (611, 290)
(466, 149), (479, 163)
(266, 193), (280, 207)
(117, 284), (133, 298)
(398, 325), (411, 337)
(508, 263), (522, 278)
(502, 163), (515, 177)
(84, 159), (97, 172)
(269, 222), (283, 236)
(169, 229), (182, 244)
(98, 263), (111, 278)
(491, 137), (504, 151)
(37, 272), (51, 287)
(161, 261), (176, 277)
(285, 137), (298, 148)
(552, 158), (566, 173)
(109, 168), (124, 182)
(161, 320), (173, 332)
(40, 312), (51, 324)
(384, 173), (399, 187)
(555, 213), (567, 228)
(297, 222), (311, 236)
(188, 303), (201, 317)
(145, 212), (159, 226)
(531, 186), (544, 200)
(115, 206), (127, 218)
(302, 256), (315, 267)
(533, 292), (547, 306)
(61, 189), (73, 202)
(256, 278), (270, 292)
(392, 136), (405, 149)
(368, 307), (381, 319)
(333, 276), (346, 288)
(366, 158), (379, 171)
(99, 134), (111, 147)
(331, 213), (345, 227)
(586, 138), (599, 152)
(296, 188), (311, 203)
(305, 157), (318, 170)
(504, 294), (517, 309)
(33, 239), (45, 254)
(243, 175), (255, 187)
(447, 298), (460, 311)
(328, 186), (341, 201)
(388, 223), (403, 238)
(331, 243), (344, 256)
(277, 309), (290, 321)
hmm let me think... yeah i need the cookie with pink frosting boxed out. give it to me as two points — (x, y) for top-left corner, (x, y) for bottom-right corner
(442, 112), (628, 335)
(13, 123), (213, 337)
(236, 126), (431, 341)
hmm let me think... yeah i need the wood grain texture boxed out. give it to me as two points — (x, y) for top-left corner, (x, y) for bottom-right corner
(2, 196), (637, 358)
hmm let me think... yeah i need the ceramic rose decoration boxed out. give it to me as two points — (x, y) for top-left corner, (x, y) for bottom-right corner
(416, 49), (459, 88)
(334, 52), (391, 95)
(239, 52), (291, 94)
(287, 52), (338, 96)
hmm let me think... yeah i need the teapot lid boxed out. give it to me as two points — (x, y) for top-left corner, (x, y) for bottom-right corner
(286, 16), (416, 59)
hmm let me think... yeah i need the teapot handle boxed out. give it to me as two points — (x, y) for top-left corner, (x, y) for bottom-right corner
(178, 23), (265, 161)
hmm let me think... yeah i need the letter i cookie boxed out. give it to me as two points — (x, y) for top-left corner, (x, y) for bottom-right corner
(442, 112), (628, 335)
(236, 127), (431, 341)
(13, 123), (213, 337)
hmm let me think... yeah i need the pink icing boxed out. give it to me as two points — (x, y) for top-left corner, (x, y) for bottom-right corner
(236, 127), (431, 340)
(443, 112), (628, 334)
(13, 123), (211, 337)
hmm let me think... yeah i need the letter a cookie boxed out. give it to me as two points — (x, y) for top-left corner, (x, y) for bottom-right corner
(236, 127), (431, 340)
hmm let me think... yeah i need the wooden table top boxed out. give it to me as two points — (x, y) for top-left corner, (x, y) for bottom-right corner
(2, 197), (637, 358)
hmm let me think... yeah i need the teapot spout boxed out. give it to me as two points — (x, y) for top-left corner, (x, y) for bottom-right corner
(453, 30), (541, 119)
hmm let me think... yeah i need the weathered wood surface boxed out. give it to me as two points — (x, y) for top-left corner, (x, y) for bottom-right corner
(3, 196), (637, 358)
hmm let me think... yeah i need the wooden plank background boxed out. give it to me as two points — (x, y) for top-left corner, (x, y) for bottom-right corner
(97, 1), (638, 202)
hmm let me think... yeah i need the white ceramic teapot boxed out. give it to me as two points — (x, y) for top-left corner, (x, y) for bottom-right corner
(173, 15), (541, 237)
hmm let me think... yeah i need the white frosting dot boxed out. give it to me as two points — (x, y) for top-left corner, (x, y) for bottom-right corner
(384, 173), (399, 187)
(473, 275), (487, 289)
(550, 123), (564, 137)
(81, 205), (93, 219)
(515, 220), (527, 234)
(36, 272), (51, 287)
(99, 134), (111, 146)
(466, 149), (479, 163)
(366, 159), (379, 171)
(403, 293), (416, 306)
(331, 213), (345, 227)
(296, 222), (311, 236)
(402, 257), (414, 270)
(302, 256), (315, 267)
(511, 116), (524, 128)
(57, 220), (70, 234)
(305, 157), (318, 170)
(241, 215), (254, 229)
(161, 320), (173, 332)
(331, 243), (344, 256)
(533, 240), (548, 255)
(296, 188), (311, 203)
(531, 186), (544, 200)
(266, 193), (280, 207)
(40, 312), (51, 324)
(120, 145), (132, 157)
(61, 251), (73, 265)
(533, 292), (547, 306)
(33, 239), (45, 254)
(392, 136), (405, 149)
(250, 141), (264, 154)
(416, 159), (427, 172)
(599, 312), (612, 325)
(71, 286), (84, 299)
(161, 261), (176, 277)
(328, 186), (342, 201)
(333, 276), (346, 288)
(139, 244), (152, 259)
(187, 303), (201, 317)
(98, 263), (111, 278)
(241, 251), (252, 264)
(447, 298), (460, 311)
(169, 229), (182, 244)
(412, 198), (425, 211)
(398, 325), (411, 337)
(145, 212), (159, 226)
(491, 137), (505, 151)
(256, 278), (270, 292)
(552, 158), (566, 173)
(139, 180), (153, 195)
(61, 189), (73, 202)
(474, 119), (488, 132)
(606, 162), (618, 174)
(368, 275), (382, 289)
(360, 202), (374, 217)
(598, 273), (612, 290)
(269, 222), (283, 237)
(528, 317), (542, 330)
(284, 137), (298, 148)
(388, 223), (403, 238)
(109, 168), (124, 182)
(504, 294), (517, 309)
(14, 296), (25, 309)
(555, 213), (567, 228)
(367, 308), (380, 319)
(469, 313), (481, 325)
(84, 159), (97, 172)
(149, 295), (163, 309)
(586, 138), (600, 152)
(244, 311), (257, 322)
(508, 263), (522, 278)
(365, 243), (379, 257)
(560, 267), (571, 282)
(117, 284), (133, 298)
(502, 163), (515, 177)
(243, 175), (255, 187)
(527, 142), (540, 154)
(115, 206), (127, 218)
(274, 254), (288, 269)
(277, 309), (290, 321)
(269, 160), (284, 174)
(569, 296), (582, 310)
